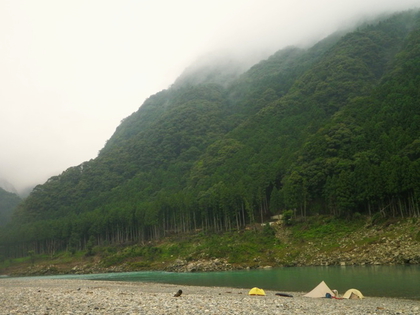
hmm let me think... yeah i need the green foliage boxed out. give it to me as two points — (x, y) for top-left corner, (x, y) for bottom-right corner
(100, 254), (126, 268)
(85, 235), (96, 257)
(68, 232), (79, 256)
(0, 188), (21, 226)
(28, 250), (36, 265)
(2, 10), (420, 259)
(100, 245), (163, 268)
(262, 223), (275, 237)
(290, 216), (361, 242)
(282, 210), (294, 226)
(370, 212), (387, 226)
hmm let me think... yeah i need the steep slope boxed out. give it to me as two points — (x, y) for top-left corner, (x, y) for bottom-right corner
(0, 188), (21, 226)
(2, 10), (420, 259)
(282, 12), (420, 217)
(188, 10), (420, 218)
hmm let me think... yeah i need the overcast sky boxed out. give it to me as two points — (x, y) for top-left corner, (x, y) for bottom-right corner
(1, 0), (419, 193)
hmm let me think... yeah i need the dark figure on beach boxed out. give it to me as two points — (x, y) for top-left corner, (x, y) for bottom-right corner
(174, 289), (183, 297)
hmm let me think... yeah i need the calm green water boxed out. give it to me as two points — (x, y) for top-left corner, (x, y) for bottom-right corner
(7, 266), (420, 299)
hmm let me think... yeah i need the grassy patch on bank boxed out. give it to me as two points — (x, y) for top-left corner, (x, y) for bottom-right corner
(98, 225), (282, 268)
(289, 215), (363, 241)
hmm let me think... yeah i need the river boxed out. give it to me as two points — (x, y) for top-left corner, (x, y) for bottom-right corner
(6, 265), (420, 299)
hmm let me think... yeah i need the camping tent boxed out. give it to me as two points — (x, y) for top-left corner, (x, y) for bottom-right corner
(304, 281), (335, 298)
(248, 287), (266, 296)
(343, 289), (364, 299)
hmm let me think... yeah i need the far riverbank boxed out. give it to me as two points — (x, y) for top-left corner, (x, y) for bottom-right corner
(2, 217), (419, 281)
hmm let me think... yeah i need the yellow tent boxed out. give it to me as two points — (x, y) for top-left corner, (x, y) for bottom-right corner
(343, 289), (364, 299)
(248, 287), (266, 296)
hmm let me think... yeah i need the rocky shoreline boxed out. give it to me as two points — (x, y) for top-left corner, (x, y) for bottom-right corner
(161, 219), (420, 272)
(1, 278), (419, 315)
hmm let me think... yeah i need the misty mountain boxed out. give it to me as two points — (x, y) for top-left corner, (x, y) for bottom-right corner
(0, 188), (21, 226)
(171, 52), (251, 89)
(0, 178), (18, 195)
(2, 10), (420, 257)
(17, 185), (35, 199)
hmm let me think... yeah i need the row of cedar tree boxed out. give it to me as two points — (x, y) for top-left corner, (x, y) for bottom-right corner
(1, 10), (420, 259)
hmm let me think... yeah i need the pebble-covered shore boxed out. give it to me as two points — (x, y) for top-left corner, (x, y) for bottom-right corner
(0, 278), (419, 314)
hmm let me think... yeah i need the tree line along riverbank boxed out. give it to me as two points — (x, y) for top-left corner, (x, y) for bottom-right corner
(1, 216), (419, 276)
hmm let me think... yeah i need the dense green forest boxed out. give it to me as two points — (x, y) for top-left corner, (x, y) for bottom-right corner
(0, 188), (21, 227)
(1, 10), (420, 259)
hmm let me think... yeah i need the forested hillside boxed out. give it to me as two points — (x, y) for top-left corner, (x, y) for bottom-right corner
(0, 188), (21, 227)
(1, 10), (420, 259)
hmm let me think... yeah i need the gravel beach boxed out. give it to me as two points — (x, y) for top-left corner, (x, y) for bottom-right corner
(0, 278), (419, 314)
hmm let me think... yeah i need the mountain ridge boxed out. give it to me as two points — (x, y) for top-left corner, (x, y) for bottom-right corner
(0, 178), (18, 195)
(1, 9), (420, 261)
